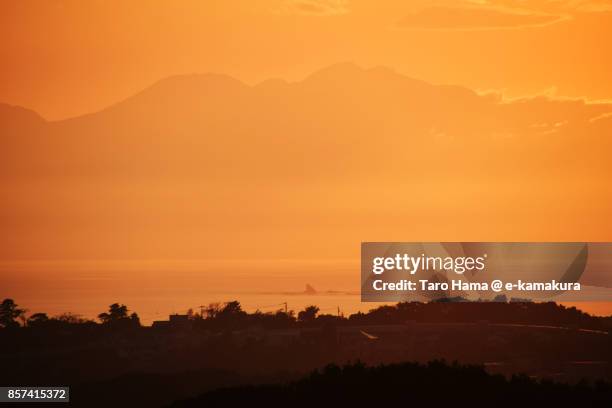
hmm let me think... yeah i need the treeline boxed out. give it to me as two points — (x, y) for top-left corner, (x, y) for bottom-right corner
(0, 299), (140, 330)
(168, 360), (612, 406)
(2, 297), (611, 332)
(184, 300), (612, 332)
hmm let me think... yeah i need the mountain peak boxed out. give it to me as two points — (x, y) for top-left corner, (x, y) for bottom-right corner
(301, 62), (430, 92)
(92, 73), (250, 118)
(302, 62), (367, 83)
(130, 72), (248, 101)
(0, 103), (45, 130)
(151, 73), (247, 90)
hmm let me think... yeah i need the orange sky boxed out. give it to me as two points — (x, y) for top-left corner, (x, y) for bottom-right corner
(1, 0), (612, 264)
(2, 1), (612, 317)
(2, 0), (612, 120)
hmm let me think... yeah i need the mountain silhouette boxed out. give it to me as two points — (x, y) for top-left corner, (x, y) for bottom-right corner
(0, 103), (45, 132)
(1, 63), (611, 265)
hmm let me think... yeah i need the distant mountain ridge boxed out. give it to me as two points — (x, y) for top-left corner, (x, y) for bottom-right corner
(0, 102), (45, 129)
(0, 63), (611, 266)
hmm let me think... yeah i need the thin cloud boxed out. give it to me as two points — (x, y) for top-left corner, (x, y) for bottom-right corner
(572, 0), (612, 12)
(397, 5), (568, 31)
(278, 0), (350, 16)
(488, 0), (612, 14)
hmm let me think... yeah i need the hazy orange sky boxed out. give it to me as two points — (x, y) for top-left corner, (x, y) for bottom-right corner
(2, 0), (612, 120)
(2, 0), (612, 264)
(2, 1), (612, 318)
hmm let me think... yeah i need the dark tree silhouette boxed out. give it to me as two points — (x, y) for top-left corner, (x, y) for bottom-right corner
(219, 301), (243, 316)
(129, 312), (141, 325)
(98, 303), (129, 323)
(98, 303), (140, 328)
(27, 312), (49, 327)
(298, 305), (320, 323)
(55, 312), (91, 324)
(0, 298), (26, 328)
(203, 302), (222, 319)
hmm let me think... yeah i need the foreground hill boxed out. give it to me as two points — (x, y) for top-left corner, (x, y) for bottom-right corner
(168, 361), (612, 407)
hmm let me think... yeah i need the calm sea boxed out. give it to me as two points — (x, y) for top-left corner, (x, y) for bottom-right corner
(2, 259), (610, 324)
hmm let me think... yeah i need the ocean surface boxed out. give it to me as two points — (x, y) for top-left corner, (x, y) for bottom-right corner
(1, 259), (371, 324)
(2, 259), (611, 324)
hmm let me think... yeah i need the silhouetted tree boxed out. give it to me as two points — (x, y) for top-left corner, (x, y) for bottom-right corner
(98, 303), (140, 328)
(203, 302), (222, 319)
(56, 312), (90, 324)
(98, 303), (129, 323)
(0, 298), (26, 328)
(129, 312), (141, 325)
(298, 305), (320, 323)
(27, 312), (49, 327)
(220, 301), (243, 316)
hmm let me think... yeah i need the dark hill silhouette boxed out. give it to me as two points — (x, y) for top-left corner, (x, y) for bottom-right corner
(2, 298), (612, 407)
(168, 361), (612, 407)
